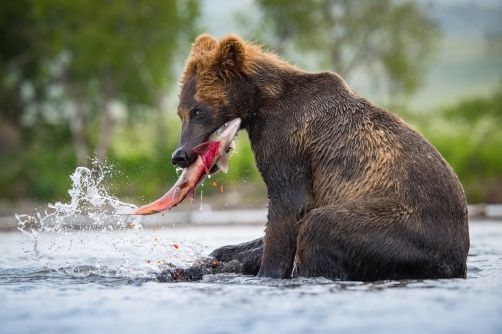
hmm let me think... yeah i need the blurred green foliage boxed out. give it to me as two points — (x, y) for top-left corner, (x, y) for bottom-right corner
(0, 0), (500, 206)
(0, 0), (200, 164)
(405, 87), (502, 203)
(0, 0), (44, 127)
(249, 0), (439, 97)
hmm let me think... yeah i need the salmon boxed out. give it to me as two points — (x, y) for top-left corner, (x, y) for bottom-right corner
(115, 118), (241, 215)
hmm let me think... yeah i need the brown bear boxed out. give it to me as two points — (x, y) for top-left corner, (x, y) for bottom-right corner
(168, 34), (469, 281)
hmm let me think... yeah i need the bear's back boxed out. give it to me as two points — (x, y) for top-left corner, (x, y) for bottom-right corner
(295, 72), (467, 220)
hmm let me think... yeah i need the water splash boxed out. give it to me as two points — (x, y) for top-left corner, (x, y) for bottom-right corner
(15, 160), (203, 278)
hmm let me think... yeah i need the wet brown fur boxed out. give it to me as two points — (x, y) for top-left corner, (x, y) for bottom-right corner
(173, 34), (470, 281)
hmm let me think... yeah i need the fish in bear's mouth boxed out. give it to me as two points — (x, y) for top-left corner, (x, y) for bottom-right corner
(115, 118), (241, 215)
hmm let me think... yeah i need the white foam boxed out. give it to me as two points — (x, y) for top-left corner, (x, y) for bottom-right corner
(15, 160), (203, 278)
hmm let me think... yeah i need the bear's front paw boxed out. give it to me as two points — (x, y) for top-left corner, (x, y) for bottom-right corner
(156, 266), (211, 282)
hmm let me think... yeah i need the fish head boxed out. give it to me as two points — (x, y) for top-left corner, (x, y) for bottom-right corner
(211, 118), (241, 150)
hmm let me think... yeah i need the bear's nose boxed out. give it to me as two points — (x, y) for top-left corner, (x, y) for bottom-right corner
(171, 149), (191, 168)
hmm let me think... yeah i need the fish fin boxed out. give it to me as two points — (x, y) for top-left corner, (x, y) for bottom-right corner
(175, 182), (188, 193)
(192, 142), (211, 156)
(216, 153), (229, 173)
(187, 188), (196, 204)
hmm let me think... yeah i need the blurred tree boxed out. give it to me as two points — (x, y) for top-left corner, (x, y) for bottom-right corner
(419, 87), (502, 203)
(443, 88), (502, 123)
(251, 0), (439, 98)
(442, 86), (502, 181)
(31, 0), (200, 163)
(0, 0), (42, 154)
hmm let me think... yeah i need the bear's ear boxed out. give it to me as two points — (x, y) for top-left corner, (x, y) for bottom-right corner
(216, 35), (248, 80)
(191, 34), (218, 57)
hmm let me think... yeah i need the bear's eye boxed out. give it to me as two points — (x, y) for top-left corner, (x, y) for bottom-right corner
(192, 108), (205, 119)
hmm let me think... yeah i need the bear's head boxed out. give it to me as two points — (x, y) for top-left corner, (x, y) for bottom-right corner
(171, 34), (287, 168)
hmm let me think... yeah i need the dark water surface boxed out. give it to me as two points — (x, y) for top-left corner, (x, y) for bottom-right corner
(1, 223), (501, 334)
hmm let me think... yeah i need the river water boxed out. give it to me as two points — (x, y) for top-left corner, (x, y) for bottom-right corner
(1, 222), (501, 334)
(1, 165), (501, 333)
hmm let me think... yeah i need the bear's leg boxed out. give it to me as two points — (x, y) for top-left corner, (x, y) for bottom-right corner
(257, 209), (301, 279)
(295, 200), (467, 281)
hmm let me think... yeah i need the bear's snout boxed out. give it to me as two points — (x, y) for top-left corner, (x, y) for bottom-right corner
(171, 148), (197, 168)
